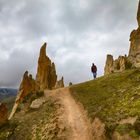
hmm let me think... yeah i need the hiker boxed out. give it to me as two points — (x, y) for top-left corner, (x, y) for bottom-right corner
(91, 63), (97, 79)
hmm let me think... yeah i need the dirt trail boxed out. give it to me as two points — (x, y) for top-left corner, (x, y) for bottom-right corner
(45, 88), (92, 140)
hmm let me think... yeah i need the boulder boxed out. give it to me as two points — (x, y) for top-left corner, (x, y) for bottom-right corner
(30, 97), (46, 109)
(0, 103), (8, 127)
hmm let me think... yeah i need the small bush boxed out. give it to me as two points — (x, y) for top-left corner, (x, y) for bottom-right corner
(129, 130), (139, 138)
(36, 91), (44, 98)
(134, 117), (140, 135)
(116, 124), (133, 135)
(126, 61), (132, 69)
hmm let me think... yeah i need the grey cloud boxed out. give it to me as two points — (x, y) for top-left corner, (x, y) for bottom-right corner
(0, 0), (139, 87)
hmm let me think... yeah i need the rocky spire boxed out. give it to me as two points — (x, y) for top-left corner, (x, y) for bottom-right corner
(128, 0), (140, 68)
(137, 0), (140, 27)
(104, 55), (114, 75)
(50, 63), (57, 88)
(9, 43), (58, 120)
(9, 71), (36, 120)
(36, 43), (57, 90)
(55, 76), (65, 88)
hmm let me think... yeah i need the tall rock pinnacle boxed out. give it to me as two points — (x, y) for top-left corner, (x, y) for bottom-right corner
(36, 43), (57, 90)
(9, 42), (58, 120)
(137, 0), (140, 27)
(128, 0), (140, 68)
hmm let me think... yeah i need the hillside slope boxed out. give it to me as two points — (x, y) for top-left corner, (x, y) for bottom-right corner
(1, 69), (140, 140)
(70, 69), (140, 139)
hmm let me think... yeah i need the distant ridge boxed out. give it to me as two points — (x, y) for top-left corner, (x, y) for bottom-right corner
(0, 88), (17, 101)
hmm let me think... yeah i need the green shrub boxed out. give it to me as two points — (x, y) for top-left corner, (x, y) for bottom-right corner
(115, 124), (133, 135)
(134, 117), (140, 135)
(129, 130), (139, 138)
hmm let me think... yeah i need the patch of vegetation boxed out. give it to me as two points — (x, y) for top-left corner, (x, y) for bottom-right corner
(16, 91), (45, 112)
(22, 91), (44, 104)
(129, 130), (139, 138)
(0, 98), (60, 140)
(134, 117), (140, 135)
(115, 124), (133, 135)
(70, 69), (140, 138)
(0, 121), (18, 140)
(126, 61), (132, 69)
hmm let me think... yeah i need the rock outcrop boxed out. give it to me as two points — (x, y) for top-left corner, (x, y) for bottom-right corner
(9, 43), (58, 120)
(104, 55), (114, 75)
(137, 1), (140, 27)
(104, 1), (140, 74)
(104, 55), (132, 75)
(9, 71), (36, 120)
(55, 77), (65, 89)
(18, 71), (36, 101)
(128, 1), (140, 68)
(36, 43), (57, 90)
(0, 103), (8, 127)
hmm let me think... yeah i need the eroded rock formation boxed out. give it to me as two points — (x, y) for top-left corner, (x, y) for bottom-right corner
(104, 55), (132, 75)
(104, 1), (140, 74)
(128, 0), (140, 68)
(55, 77), (65, 89)
(137, 1), (140, 27)
(36, 43), (57, 90)
(0, 103), (8, 127)
(18, 71), (36, 101)
(9, 43), (58, 120)
(9, 71), (36, 120)
(104, 55), (114, 75)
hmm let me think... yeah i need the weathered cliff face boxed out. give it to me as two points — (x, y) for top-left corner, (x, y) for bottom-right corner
(104, 55), (132, 75)
(36, 43), (57, 90)
(128, 1), (140, 68)
(0, 103), (8, 127)
(55, 77), (65, 89)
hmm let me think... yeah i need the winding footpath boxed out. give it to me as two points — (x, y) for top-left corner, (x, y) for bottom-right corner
(45, 88), (92, 140)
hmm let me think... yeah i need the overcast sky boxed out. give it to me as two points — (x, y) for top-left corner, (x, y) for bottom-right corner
(0, 0), (139, 88)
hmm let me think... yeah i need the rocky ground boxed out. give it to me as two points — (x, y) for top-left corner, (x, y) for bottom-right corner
(0, 88), (93, 140)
